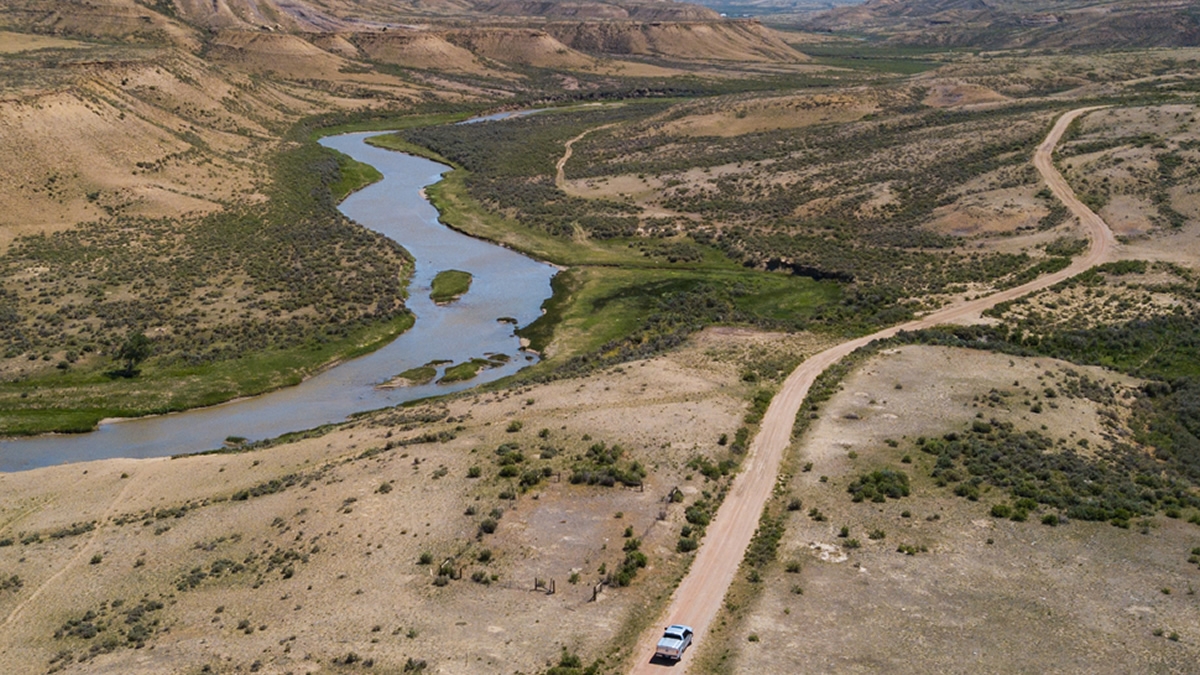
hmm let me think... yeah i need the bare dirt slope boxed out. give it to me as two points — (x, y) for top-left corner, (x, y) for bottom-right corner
(443, 27), (599, 68)
(0, 0), (198, 45)
(544, 20), (808, 62)
(171, 0), (719, 27)
(351, 31), (493, 73)
(626, 106), (1116, 672)
(0, 52), (277, 250)
(803, 0), (1200, 49)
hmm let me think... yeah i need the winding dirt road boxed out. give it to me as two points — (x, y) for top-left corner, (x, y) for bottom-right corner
(556, 124), (615, 192)
(626, 106), (1115, 672)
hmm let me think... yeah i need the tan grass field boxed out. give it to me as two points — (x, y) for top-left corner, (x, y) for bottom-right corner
(0, 329), (825, 674)
(709, 345), (1200, 673)
(662, 92), (879, 138)
(0, 32), (89, 53)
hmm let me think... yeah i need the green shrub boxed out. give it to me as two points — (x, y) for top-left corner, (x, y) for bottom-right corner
(848, 469), (910, 502)
(686, 503), (711, 526)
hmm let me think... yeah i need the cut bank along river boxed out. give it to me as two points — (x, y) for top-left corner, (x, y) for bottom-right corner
(0, 127), (557, 472)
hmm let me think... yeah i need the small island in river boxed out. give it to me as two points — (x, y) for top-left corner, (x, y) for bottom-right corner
(430, 269), (472, 303)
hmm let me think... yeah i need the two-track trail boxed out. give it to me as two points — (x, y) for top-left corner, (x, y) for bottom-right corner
(1, 470), (144, 633)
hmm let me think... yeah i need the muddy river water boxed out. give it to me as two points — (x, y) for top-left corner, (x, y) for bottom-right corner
(0, 122), (556, 471)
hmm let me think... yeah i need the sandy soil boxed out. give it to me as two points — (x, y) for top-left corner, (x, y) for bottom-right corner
(921, 82), (1009, 109)
(927, 185), (1048, 237)
(0, 32), (89, 53)
(1055, 103), (1200, 268)
(661, 93), (878, 138)
(730, 346), (1200, 674)
(0, 329), (808, 674)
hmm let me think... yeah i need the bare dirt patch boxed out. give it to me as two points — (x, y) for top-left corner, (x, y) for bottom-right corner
(0, 330), (790, 674)
(922, 82), (1009, 109)
(0, 31), (88, 53)
(662, 92), (878, 138)
(927, 185), (1047, 237)
(720, 345), (1199, 673)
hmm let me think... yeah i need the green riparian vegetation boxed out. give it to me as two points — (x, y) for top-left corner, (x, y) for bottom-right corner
(430, 270), (472, 303)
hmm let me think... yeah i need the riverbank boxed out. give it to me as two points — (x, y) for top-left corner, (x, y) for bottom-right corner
(0, 119), (420, 437)
(0, 128), (556, 469)
(0, 312), (416, 438)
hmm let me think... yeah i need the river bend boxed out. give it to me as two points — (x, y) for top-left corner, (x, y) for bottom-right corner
(0, 129), (556, 471)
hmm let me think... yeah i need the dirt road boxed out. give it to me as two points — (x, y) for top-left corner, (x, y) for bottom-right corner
(627, 106), (1115, 672)
(555, 124), (615, 192)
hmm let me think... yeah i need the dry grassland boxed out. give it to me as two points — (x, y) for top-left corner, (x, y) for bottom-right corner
(988, 262), (1200, 335)
(712, 345), (1200, 673)
(0, 32), (89, 54)
(1057, 104), (1200, 267)
(0, 45), (356, 249)
(920, 81), (1009, 109)
(0, 329), (825, 674)
(662, 92), (879, 138)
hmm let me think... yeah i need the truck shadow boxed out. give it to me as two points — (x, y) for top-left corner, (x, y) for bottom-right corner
(647, 654), (682, 667)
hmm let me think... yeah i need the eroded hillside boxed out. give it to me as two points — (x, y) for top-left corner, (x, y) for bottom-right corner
(803, 0), (1200, 49)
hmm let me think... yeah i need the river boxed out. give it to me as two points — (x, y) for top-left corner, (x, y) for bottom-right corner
(0, 125), (557, 472)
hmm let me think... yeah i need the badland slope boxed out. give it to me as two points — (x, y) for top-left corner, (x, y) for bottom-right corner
(804, 0), (1200, 48)
(545, 18), (808, 61)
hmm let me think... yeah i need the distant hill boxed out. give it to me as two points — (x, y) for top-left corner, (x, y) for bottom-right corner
(0, 0), (803, 68)
(687, 0), (863, 20)
(472, 0), (720, 20)
(802, 0), (1200, 48)
(544, 19), (806, 60)
(172, 0), (720, 29)
(0, 0), (721, 37)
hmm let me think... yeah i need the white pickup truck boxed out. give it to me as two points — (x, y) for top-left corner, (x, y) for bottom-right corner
(655, 624), (694, 661)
